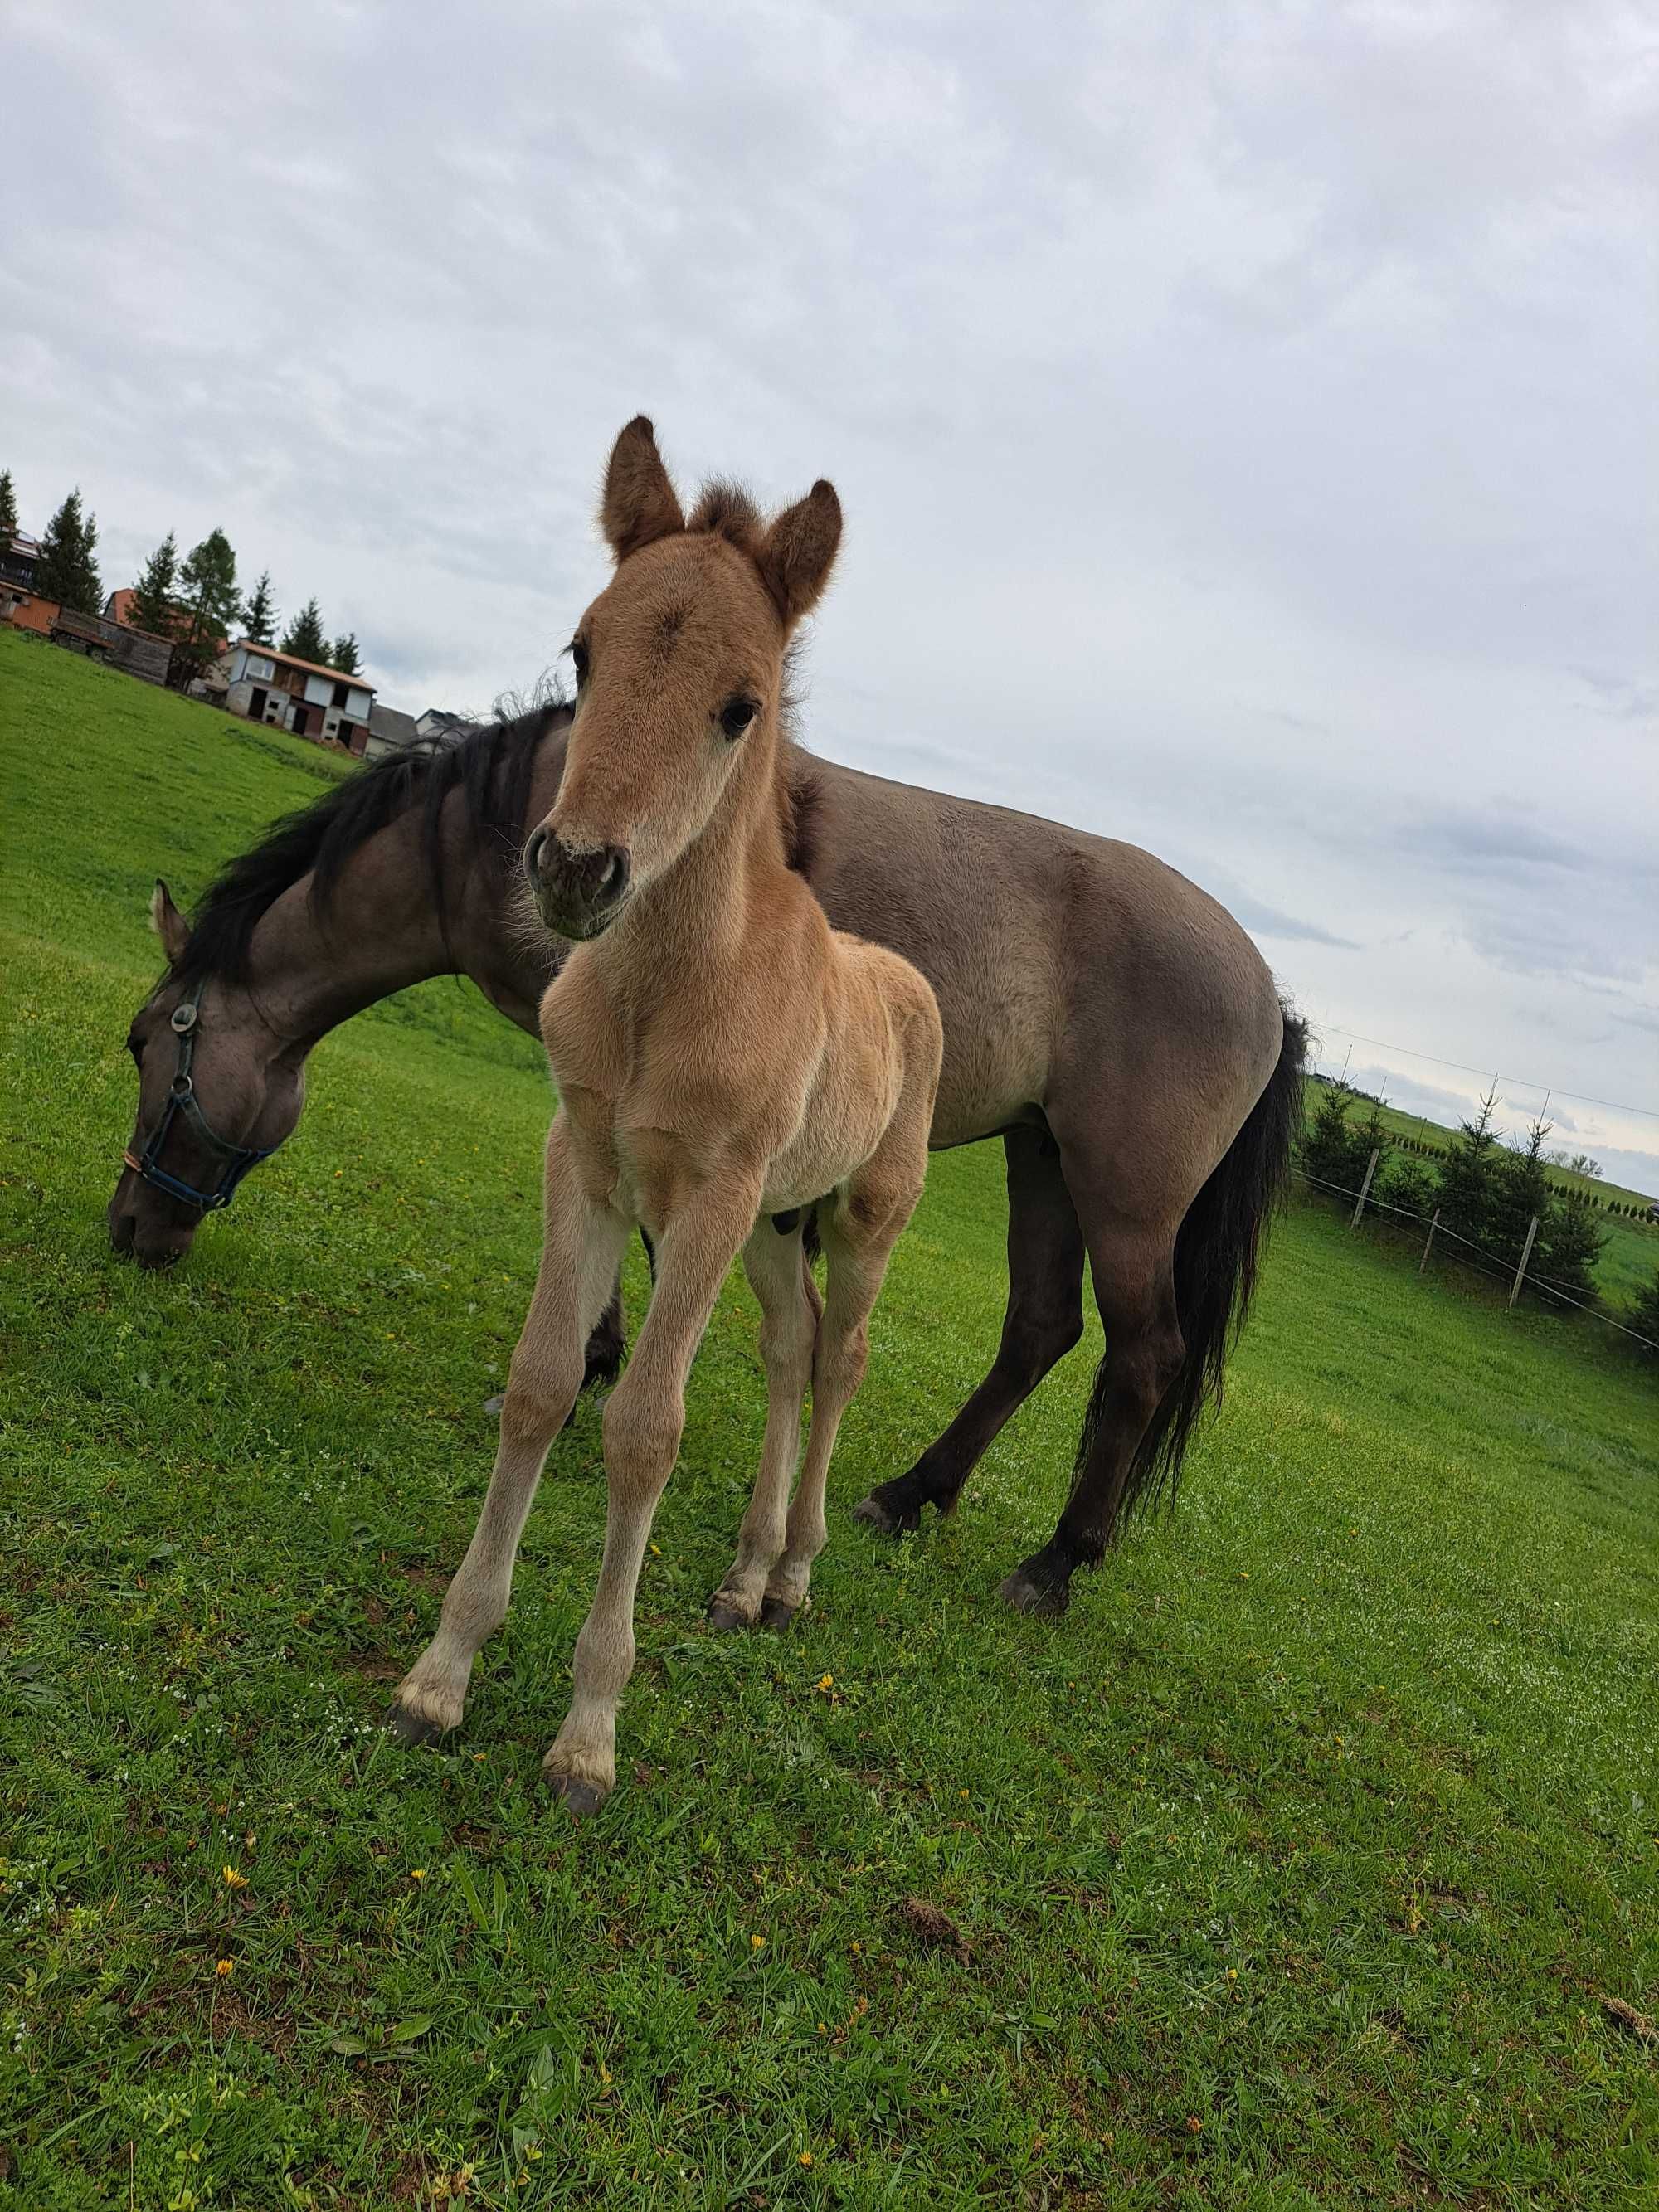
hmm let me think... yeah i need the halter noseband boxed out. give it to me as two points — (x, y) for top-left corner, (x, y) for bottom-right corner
(121, 978), (279, 1212)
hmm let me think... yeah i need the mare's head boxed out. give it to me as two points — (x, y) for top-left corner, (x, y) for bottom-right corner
(524, 416), (840, 939)
(107, 706), (565, 1267)
(108, 882), (309, 1268)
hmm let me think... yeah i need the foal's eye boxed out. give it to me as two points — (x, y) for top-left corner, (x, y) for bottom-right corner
(569, 639), (590, 686)
(718, 695), (758, 741)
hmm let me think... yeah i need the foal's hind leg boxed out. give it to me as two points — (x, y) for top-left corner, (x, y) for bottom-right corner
(389, 1116), (627, 1744)
(854, 1125), (1084, 1534)
(708, 1218), (817, 1630)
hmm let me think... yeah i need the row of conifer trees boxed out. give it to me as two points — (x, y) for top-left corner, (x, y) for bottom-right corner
(1299, 1079), (1614, 1315)
(1, 467), (360, 690)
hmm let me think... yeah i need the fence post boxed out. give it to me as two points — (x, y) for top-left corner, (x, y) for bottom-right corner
(1350, 1148), (1379, 1229)
(1508, 1215), (1540, 1310)
(1418, 1207), (1440, 1273)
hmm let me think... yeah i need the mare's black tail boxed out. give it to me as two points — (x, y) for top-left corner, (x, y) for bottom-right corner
(1084, 1003), (1307, 1542)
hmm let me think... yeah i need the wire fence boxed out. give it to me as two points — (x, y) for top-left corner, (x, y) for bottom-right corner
(1292, 1162), (1659, 1356)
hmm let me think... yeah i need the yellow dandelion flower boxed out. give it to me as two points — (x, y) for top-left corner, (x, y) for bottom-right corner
(1226, 1967), (1238, 1981)
(750, 1933), (766, 1950)
(222, 1866), (248, 1889)
(215, 1958), (235, 1977)
(410, 1869), (426, 1881)
(799, 2151), (814, 2167)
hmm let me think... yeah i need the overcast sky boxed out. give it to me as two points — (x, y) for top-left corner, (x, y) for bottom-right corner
(7, 1), (1657, 1189)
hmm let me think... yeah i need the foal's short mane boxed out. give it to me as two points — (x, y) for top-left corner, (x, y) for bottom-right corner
(176, 700), (571, 984)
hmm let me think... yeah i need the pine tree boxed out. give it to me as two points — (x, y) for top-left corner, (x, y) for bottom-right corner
(1488, 1121), (1552, 1272)
(0, 469), (17, 547)
(329, 632), (361, 677)
(172, 529), (240, 689)
(1437, 1089), (1500, 1255)
(281, 598), (329, 664)
(1534, 1189), (1605, 1311)
(241, 571), (278, 646)
(1632, 1266), (1659, 1359)
(129, 532), (180, 639)
(1299, 1080), (1380, 1202)
(36, 488), (103, 613)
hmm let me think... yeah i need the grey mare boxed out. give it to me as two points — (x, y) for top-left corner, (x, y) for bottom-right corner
(115, 703), (1304, 1614)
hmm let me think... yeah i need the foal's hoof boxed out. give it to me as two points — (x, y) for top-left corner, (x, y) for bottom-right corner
(386, 1699), (450, 1748)
(998, 1562), (1072, 1618)
(758, 1595), (800, 1631)
(544, 1771), (607, 1816)
(706, 1597), (752, 1633)
(852, 1484), (920, 1536)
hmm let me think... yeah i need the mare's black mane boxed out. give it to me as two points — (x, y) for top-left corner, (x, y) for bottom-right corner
(176, 701), (571, 984)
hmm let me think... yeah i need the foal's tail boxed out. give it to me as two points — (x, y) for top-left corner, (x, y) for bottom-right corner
(1093, 1000), (1307, 1541)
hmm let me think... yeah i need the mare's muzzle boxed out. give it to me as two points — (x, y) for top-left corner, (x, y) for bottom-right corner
(525, 827), (631, 940)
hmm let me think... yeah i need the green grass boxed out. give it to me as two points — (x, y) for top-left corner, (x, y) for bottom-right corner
(2, 631), (1657, 2210)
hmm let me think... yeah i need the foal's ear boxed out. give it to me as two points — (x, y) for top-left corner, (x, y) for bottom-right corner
(149, 878), (189, 966)
(757, 480), (842, 628)
(600, 416), (686, 563)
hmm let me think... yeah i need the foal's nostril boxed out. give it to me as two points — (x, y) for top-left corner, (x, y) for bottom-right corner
(599, 848), (630, 902)
(525, 824), (551, 882)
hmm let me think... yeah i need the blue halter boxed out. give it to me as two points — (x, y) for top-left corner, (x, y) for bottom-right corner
(122, 978), (278, 1212)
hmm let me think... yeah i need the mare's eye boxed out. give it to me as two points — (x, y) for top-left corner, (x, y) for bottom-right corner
(570, 639), (590, 685)
(719, 695), (758, 741)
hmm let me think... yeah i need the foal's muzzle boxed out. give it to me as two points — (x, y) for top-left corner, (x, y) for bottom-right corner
(525, 827), (631, 940)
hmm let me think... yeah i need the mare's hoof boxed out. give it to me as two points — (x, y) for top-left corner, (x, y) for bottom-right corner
(545, 1772), (607, 1816)
(998, 1563), (1072, 1618)
(707, 1597), (752, 1632)
(386, 1699), (450, 1748)
(852, 1485), (920, 1536)
(758, 1595), (800, 1631)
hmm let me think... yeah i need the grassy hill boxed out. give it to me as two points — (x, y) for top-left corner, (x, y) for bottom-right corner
(2, 630), (1657, 2210)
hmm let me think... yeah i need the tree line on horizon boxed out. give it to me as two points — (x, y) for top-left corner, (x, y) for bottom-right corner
(2, 469), (362, 692)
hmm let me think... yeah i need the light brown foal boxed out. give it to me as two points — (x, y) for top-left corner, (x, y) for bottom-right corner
(389, 420), (943, 1810)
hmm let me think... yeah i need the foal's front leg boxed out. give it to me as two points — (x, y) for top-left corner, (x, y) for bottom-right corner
(543, 1181), (761, 1811)
(389, 1116), (626, 1746)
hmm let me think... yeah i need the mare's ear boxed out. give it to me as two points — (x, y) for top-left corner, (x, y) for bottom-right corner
(600, 416), (685, 563)
(757, 480), (842, 628)
(149, 878), (189, 966)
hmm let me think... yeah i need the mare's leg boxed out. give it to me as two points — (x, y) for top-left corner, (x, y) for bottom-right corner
(854, 1125), (1084, 1534)
(389, 1115), (627, 1743)
(543, 1182), (761, 1811)
(708, 1218), (817, 1629)
(998, 1203), (1184, 1618)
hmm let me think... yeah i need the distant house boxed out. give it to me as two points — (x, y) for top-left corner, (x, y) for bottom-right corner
(1, 584), (56, 635)
(415, 707), (475, 744)
(2, 531), (41, 591)
(364, 702), (425, 762)
(103, 587), (141, 627)
(216, 639), (376, 753)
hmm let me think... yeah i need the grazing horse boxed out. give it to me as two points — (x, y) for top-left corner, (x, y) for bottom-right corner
(387, 420), (943, 1808)
(115, 524), (1302, 1627)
